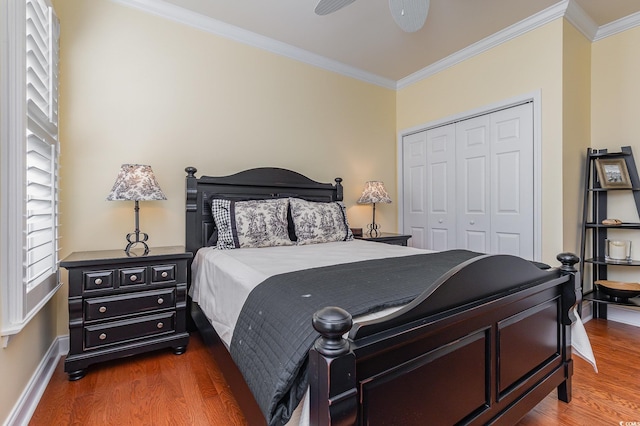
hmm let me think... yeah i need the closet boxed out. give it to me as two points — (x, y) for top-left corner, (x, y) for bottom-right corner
(402, 102), (534, 259)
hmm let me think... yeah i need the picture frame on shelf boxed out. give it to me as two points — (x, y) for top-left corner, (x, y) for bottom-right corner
(595, 158), (632, 188)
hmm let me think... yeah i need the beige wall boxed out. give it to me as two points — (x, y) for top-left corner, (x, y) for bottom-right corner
(55, 0), (397, 253)
(591, 26), (640, 282)
(397, 20), (565, 263)
(562, 20), (592, 256)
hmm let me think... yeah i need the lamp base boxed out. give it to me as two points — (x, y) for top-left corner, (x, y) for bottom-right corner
(366, 223), (380, 237)
(125, 200), (150, 256)
(125, 231), (149, 256)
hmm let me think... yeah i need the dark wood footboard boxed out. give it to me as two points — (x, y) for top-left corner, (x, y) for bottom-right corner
(309, 253), (579, 425)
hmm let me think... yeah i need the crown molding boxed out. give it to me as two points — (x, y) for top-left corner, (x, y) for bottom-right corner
(396, 1), (569, 89)
(110, 0), (640, 91)
(563, 0), (598, 40)
(595, 11), (640, 41)
(110, 0), (397, 89)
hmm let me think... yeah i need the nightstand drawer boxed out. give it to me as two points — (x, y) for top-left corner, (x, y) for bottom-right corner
(120, 267), (146, 286)
(84, 288), (176, 321)
(84, 311), (176, 349)
(151, 264), (176, 283)
(84, 270), (115, 291)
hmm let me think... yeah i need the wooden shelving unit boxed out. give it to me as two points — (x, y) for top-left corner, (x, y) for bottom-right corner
(580, 146), (640, 317)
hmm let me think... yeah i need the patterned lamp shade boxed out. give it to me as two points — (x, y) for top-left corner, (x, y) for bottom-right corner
(357, 181), (392, 205)
(106, 164), (166, 201)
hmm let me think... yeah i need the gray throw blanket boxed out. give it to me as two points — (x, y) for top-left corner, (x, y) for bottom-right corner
(229, 249), (487, 425)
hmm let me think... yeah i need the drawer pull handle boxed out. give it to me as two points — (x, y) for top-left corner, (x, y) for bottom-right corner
(130, 275), (137, 282)
(157, 322), (164, 329)
(161, 271), (168, 278)
(95, 278), (103, 285)
(157, 298), (164, 304)
(99, 333), (107, 340)
(99, 306), (107, 313)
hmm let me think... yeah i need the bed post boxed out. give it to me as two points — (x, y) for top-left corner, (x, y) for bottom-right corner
(184, 167), (199, 331)
(556, 252), (580, 403)
(335, 178), (343, 201)
(185, 167), (198, 256)
(309, 307), (357, 426)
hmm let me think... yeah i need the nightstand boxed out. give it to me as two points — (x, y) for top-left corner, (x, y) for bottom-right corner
(355, 232), (412, 246)
(60, 246), (192, 381)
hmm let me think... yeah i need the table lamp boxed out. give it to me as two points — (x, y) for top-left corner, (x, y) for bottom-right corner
(106, 164), (166, 255)
(357, 181), (391, 236)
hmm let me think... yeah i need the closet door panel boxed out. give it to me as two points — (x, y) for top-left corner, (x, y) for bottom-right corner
(456, 115), (491, 253)
(402, 131), (428, 248)
(427, 125), (456, 251)
(490, 103), (534, 259)
(495, 233), (521, 255)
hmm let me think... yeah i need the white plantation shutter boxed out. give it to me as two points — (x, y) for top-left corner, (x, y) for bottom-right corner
(26, 0), (59, 294)
(26, 126), (58, 291)
(1, 0), (60, 343)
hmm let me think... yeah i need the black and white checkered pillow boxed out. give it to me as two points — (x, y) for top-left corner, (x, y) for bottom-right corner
(211, 198), (236, 249)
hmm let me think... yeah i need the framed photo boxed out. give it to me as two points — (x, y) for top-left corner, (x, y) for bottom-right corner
(595, 158), (632, 188)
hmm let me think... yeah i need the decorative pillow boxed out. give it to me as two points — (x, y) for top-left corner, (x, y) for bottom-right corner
(288, 198), (354, 245)
(211, 198), (293, 249)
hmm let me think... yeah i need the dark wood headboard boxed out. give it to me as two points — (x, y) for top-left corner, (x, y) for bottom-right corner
(184, 166), (343, 256)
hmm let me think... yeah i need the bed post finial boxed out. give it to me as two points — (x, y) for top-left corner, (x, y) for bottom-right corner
(334, 177), (343, 201)
(185, 166), (197, 178)
(557, 252), (579, 274)
(309, 307), (357, 425)
(312, 307), (352, 356)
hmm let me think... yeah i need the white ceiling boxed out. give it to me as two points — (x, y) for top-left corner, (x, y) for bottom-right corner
(125, 0), (640, 86)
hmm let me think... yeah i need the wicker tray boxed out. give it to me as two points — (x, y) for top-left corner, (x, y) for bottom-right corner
(595, 280), (640, 300)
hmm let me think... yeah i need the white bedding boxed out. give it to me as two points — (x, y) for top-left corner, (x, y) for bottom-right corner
(190, 239), (431, 346)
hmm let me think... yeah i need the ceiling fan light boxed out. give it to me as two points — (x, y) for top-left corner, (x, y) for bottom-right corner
(389, 0), (430, 32)
(315, 0), (356, 16)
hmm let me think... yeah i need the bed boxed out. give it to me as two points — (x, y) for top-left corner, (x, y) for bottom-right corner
(184, 166), (581, 426)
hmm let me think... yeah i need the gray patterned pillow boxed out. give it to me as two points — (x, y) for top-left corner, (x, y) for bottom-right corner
(289, 198), (354, 245)
(211, 198), (293, 249)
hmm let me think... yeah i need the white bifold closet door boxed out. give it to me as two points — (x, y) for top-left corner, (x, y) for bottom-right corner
(402, 102), (534, 259)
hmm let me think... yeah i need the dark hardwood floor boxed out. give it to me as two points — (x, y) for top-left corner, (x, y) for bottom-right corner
(30, 319), (640, 425)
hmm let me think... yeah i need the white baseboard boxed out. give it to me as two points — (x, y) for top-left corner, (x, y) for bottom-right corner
(606, 304), (640, 327)
(3, 335), (69, 426)
(580, 300), (640, 327)
(580, 300), (594, 322)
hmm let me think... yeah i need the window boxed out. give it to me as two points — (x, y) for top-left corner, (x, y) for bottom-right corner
(1, 0), (60, 346)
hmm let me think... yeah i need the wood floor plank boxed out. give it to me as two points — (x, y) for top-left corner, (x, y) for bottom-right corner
(30, 319), (640, 425)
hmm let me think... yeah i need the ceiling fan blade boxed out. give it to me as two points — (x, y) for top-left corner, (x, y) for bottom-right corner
(389, 0), (430, 32)
(315, 0), (356, 16)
